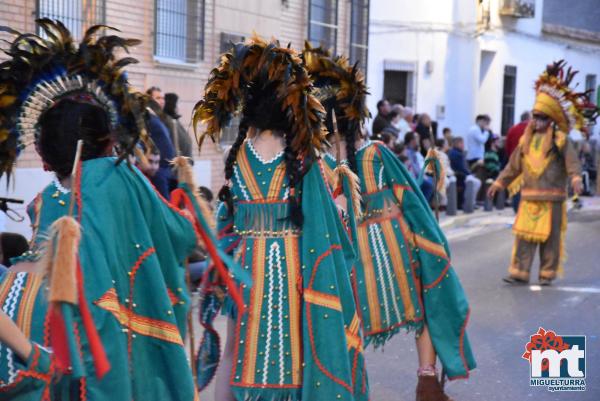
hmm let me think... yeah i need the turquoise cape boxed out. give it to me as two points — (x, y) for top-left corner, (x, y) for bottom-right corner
(326, 142), (476, 380)
(205, 141), (369, 401)
(24, 157), (199, 401)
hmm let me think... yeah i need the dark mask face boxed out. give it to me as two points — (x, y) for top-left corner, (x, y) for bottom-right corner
(38, 99), (113, 178)
(532, 113), (551, 132)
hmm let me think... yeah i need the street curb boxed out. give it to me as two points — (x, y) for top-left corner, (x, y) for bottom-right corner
(439, 210), (513, 230)
(439, 201), (600, 231)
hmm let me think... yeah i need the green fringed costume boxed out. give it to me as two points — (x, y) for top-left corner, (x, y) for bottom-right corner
(0, 272), (52, 401)
(325, 141), (476, 380)
(215, 141), (369, 401)
(25, 157), (199, 401)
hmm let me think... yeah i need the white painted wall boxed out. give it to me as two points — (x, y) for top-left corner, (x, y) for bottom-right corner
(0, 169), (53, 237)
(367, 0), (600, 138)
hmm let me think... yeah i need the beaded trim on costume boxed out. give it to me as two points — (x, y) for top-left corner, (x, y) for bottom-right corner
(52, 176), (71, 194)
(325, 152), (349, 165)
(356, 140), (372, 153)
(246, 140), (284, 165)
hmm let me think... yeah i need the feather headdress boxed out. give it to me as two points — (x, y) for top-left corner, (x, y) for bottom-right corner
(302, 43), (369, 219)
(302, 42), (370, 138)
(533, 60), (596, 132)
(192, 35), (326, 157)
(0, 19), (148, 178)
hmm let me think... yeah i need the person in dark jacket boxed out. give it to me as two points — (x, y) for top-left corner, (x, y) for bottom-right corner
(448, 137), (481, 209)
(416, 114), (441, 160)
(146, 99), (176, 198)
(164, 93), (194, 158)
(371, 99), (391, 138)
(484, 135), (502, 180)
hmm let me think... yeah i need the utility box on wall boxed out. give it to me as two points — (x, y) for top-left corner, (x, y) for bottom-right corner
(499, 0), (535, 18)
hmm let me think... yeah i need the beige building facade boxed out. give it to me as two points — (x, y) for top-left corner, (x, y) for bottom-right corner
(0, 0), (369, 192)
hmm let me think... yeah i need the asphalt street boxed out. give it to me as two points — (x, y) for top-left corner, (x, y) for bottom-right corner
(365, 212), (600, 401)
(199, 211), (600, 401)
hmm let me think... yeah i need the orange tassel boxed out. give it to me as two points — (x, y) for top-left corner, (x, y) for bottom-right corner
(45, 216), (81, 305)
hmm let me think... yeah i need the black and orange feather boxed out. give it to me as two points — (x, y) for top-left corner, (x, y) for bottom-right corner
(192, 35), (326, 158)
(302, 41), (370, 140)
(0, 19), (148, 179)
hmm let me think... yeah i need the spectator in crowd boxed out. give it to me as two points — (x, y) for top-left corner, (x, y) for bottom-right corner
(146, 87), (176, 198)
(412, 113), (420, 126)
(392, 142), (406, 158)
(435, 138), (456, 207)
(415, 113), (436, 156)
(164, 93), (194, 158)
(381, 109), (402, 139)
(435, 138), (454, 177)
(372, 99), (391, 137)
(138, 147), (161, 187)
(405, 131), (434, 202)
(399, 153), (411, 170)
(186, 186), (216, 287)
(147, 85), (165, 108)
(506, 111), (530, 158)
(380, 132), (396, 149)
(505, 111), (531, 212)
(466, 114), (491, 165)
(580, 141), (596, 196)
(449, 137), (481, 209)
(484, 135), (502, 180)
(402, 107), (415, 131)
(404, 131), (423, 175)
(588, 125), (600, 195)
(0, 232), (29, 272)
(442, 127), (453, 142)
(390, 104), (410, 139)
(199, 186), (214, 205)
(466, 114), (491, 201)
(420, 135), (432, 158)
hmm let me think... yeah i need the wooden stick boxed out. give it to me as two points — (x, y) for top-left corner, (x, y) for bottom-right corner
(185, 258), (197, 377)
(332, 111), (342, 164)
(68, 140), (84, 217)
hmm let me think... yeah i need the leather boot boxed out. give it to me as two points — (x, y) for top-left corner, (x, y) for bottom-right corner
(415, 375), (453, 401)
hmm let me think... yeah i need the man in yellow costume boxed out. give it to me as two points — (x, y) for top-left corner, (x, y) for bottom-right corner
(489, 61), (594, 286)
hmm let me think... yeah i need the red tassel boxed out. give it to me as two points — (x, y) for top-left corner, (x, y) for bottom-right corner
(172, 189), (246, 313)
(47, 307), (71, 374)
(76, 263), (111, 378)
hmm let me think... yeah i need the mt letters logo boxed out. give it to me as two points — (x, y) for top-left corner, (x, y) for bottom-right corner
(523, 327), (586, 392)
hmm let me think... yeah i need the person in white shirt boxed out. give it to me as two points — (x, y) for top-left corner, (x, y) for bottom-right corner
(397, 106), (414, 138)
(466, 114), (491, 166)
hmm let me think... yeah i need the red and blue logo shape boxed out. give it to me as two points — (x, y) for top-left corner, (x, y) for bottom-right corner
(522, 327), (586, 392)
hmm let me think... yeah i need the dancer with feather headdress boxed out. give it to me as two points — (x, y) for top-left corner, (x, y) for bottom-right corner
(489, 61), (598, 285)
(304, 44), (475, 401)
(0, 19), (243, 401)
(192, 35), (369, 401)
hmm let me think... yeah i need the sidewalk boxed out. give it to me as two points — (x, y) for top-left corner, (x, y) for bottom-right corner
(438, 195), (600, 240)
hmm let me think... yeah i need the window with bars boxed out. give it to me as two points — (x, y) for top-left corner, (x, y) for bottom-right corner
(349, 0), (369, 74)
(308, 0), (338, 53)
(154, 0), (205, 63)
(37, 0), (106, 39)
(501, 65), (517, 136)
(585, 74), (597, 105)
